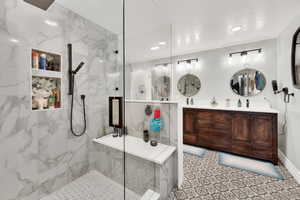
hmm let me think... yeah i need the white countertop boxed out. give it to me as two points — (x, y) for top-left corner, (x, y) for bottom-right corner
(125, 99), (179, 104)
(182, 104), (279, 114)
(93, 135), (176, 165)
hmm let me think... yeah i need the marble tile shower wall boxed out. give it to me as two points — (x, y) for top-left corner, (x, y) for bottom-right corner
(0, 1), (120, 200)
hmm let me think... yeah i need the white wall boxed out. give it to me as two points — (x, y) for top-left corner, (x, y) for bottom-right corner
(129, 39), (277, 107)
(276, 15), (300, 171)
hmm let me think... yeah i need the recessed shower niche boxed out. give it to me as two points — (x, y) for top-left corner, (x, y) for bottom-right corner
(31, 49), (62, 111)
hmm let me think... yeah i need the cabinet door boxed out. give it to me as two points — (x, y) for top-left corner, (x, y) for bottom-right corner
(232, 113), (251, 142)
(251, 115), (273, 160)
(251, 115), (273, 147)
(183, 109), (197, 145)
(196, 111), (232, 151)
(232, 113), (251, 155)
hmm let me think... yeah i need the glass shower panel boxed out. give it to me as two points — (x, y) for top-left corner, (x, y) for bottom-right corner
(124, 1), (177, 199)
(0, 0), (126, 200)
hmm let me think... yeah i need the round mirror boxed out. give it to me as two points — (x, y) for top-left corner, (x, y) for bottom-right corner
(291, 27), (300, 89)
(177, 74), (201, 97)
(230, 68), (266, 97)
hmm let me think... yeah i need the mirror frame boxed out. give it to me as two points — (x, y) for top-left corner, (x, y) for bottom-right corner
(177, 73), (201, 97)
(230, 68), (267, 97)
(291, 26), (300, 89)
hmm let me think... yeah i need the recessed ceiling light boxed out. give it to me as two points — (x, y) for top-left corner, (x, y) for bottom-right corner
(158, 41), (166, 45)
(231, 26), (242, 32)
(45, 20), (58, 27)
(150, 46), (160, 51)
(99, 59), (104, 63)
(10, 38), (19, 43)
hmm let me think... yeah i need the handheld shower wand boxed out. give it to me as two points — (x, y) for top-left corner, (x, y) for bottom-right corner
(68, 44), (87, 137)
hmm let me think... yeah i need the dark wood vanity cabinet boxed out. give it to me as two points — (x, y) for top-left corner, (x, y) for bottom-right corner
(183, 108), (278, 164)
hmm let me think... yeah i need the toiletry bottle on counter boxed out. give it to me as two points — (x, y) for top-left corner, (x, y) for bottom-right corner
(246, 99), (250, 108)
(39, 53), (47, 70)
(32, 52), (39, 69)
(238, 99), (242, 107)
(225, 99), (231, 107)
(190, 98), (194, 105)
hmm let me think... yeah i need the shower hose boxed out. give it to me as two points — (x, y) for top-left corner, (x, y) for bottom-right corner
(70, 74), (87, 137)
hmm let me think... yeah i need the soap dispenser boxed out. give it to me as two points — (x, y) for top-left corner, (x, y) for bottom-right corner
(246, 99), (250, 108)
(238, 99), (242, 107)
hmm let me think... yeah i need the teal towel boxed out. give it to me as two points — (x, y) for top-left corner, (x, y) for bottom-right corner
(150, 118), (163, 132)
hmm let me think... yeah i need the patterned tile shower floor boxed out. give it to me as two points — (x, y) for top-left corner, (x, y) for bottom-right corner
(41, 170), (140, 200)
(169, 150), (300, 200)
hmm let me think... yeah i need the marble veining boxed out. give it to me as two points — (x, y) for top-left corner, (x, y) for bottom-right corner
(93, 142), (178, 199)
(0, 1), (119, 199)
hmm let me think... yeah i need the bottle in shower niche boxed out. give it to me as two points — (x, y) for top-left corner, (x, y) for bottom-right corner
(52, 89), (61, 108)
(39, 53), (47, 70)
(149, 108), (162, 147)
(48, 92), (56, 109)
(32, 52), (39, 69)
(143, 130), (149, 143)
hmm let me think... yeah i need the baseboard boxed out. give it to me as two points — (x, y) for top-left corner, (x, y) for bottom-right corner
(278, 149), (300, 184)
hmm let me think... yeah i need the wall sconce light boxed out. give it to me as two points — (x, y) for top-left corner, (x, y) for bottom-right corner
(229, 48), (262, 57)
(178, 58), (199, 64)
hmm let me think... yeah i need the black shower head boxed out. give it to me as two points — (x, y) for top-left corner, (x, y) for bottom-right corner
(73, 62), (85, 74)
(24, 0), (55, 10)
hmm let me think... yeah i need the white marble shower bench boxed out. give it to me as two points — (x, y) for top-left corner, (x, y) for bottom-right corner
(92, 134), (178, 200)
(93, 135), (176, 165)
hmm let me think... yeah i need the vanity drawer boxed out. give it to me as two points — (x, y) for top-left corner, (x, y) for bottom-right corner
(196, 111), (213, 120)
(195, 121), (231, 134)
(196, 111), (231, 129)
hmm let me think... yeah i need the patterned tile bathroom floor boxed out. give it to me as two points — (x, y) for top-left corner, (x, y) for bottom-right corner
(169, 150), (300, 200)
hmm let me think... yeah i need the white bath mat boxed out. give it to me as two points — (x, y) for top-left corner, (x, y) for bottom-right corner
(183, 144), (206, 157)
(219, 152), (284, 180)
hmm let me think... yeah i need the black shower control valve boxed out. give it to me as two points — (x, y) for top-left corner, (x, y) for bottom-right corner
(80, 95), (86, 100)
(282, 87), (289, 95)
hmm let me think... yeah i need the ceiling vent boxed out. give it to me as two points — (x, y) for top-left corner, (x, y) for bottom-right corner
(23, 0), (55, 11)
